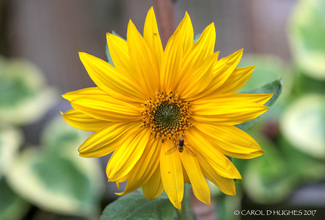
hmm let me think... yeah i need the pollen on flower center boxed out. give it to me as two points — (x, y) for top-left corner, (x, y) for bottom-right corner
(141, 92), (192, 142)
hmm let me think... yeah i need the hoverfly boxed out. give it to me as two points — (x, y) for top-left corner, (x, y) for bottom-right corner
(165, 137), (197, 157)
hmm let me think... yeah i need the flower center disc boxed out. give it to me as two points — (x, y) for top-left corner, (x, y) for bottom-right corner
(141, 92), (192, 142)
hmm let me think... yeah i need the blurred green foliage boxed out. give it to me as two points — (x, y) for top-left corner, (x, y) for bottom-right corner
(7, 116), (104, 218)
(213, 0), (325, 219)
(100, 193), (176, 220)
(0, 57), (57, 125)
(0, 58), (104, 220)
(288, 0), (325, 80)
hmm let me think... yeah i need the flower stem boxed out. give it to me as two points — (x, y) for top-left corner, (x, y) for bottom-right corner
(176, 186), (194, 220)
(153, 0), (176, 46)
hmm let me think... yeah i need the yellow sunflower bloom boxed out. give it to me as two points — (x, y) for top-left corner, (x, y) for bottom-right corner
(62, 7), (272, 210)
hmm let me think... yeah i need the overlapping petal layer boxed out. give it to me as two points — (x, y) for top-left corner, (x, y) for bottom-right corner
(214, 66), (255, 94)
(194, 122), (264, 159)
(160, 141), (184, 210)
(160, 12), (194, 93)
(142, 166), (164, 200)
(116, 138), (162, 195)
(179, 150), (211, 205)
(106, 33), (137, 84)
(78, 121), (142, 157)
(127, 20), (159, 97)
(143, 7), (163, 75)
(191, 93), (271, 125)
(61, 109), (108, 131)
(106, 128), (151, 181)
(198, 154), (236, 195)
(79, 52), (146, 103)
(71, 95), (142, 122)
(195, 49), (244, 100)
(186, 128), (242, 179)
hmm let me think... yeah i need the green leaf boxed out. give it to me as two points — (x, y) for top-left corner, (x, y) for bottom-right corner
(243, 79), (282, 106)
(243, 133), (294, 204)
(288, 0), (325, 80)
(280, 137), (325, 183)
(40, 114), (90, 156)
(0, 56), (58, 125)
(236, 79), (282, 130)
(6, 116), (104, 218)
(237, 55), (287, 91)
(0, 127), (22, 178)
(100, 193), (175, 220)
(293, 70), (325, 95)
(0, 179), (30, 220)
(216, 195), (241, 220)
(280, 94), (325, 159)
(176, 184), (193, 220)
(194, 33), (201, 43)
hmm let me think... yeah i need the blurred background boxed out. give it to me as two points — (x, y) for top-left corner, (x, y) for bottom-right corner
(0, 0), (325, 219)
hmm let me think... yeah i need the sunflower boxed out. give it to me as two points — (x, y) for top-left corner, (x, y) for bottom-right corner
(62, 7), (272, 209)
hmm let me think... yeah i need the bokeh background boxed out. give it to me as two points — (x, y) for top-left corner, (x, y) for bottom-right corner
(0, 0), (325, 219)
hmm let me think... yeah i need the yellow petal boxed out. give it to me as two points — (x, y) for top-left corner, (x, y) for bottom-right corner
(143, 7), (163, 73)
(106, 33), (136, 81)
(196, 49), (243, 100)
(78, 121), (142, 157)
(194, 123), (264, 159)
(186, 128), (242, 179)
(160, 12), (194, 93)
(160, 141), (184, 210)
(191, 94), (269, 125)
(178, 52), (218, 100)
(106, 128), (151, 181)
(198, 154), (236, 195)
(142, 165), (164, 200)
(61, 109), (108, 131)
(79, 52), (146, 103)
(71, 96), (142, 122)
(183, 165), (190, 184)
(127, 20), (159, 97)
(179, 152), (211, 205)
(116, 138), (162, 195)
(62, 87), (107, 101)
(194, 93), (272, 106)
(214, 66), (255, 94)
(116, 175), (128, 190)
(229, 93), (273, 105)
(180, 23), (216, 76)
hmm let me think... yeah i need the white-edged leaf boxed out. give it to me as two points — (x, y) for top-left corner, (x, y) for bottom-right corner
(0, 127), (23, 178)
(243, 133), (294, 204)
(288, 0), (325, 80)
(0, 56), (58, 125)
(7, 116), (104, 218)
(0, 179), (30, 220)
(280, 94), (325, 159)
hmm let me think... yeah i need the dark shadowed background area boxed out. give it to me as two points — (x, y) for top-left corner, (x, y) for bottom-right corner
(2, 0), (295, 91)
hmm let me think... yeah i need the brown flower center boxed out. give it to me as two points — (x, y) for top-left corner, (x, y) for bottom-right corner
(141, 92), (192, 142)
